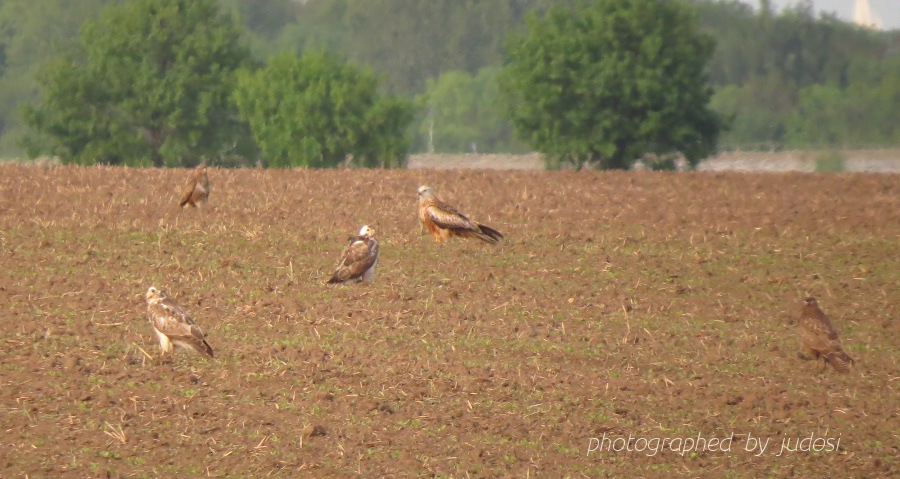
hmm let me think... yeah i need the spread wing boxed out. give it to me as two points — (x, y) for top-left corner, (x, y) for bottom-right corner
(328, 237), (379, 283)
(151, 298), (213, 357)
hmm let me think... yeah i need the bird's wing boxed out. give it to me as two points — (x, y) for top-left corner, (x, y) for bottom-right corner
(179, 177), (197, 206)
(153, 298), (207, 343)
(801, 314), (840, 352)
(331, 237), (378, 282)
(425, 200), (479, 232)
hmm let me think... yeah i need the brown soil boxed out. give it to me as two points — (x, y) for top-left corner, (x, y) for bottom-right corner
(0, 164), (897, 478)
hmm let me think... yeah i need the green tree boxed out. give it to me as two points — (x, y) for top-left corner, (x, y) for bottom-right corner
(416, 67), (527, 154)
(0, 0), (113, 157)
(693, 0), (893, 150)
(216, 0), (301, 60)
(787, 56), (900, 148)
(23, 0), (251, 166)
(233, 51), (414, 168)
(710, 73), (796, 148)
(501, 0), (723, 169)
(785, 84), (846, 147)
(273, 0), (558, 95)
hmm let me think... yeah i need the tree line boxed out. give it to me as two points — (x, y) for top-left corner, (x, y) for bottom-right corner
(0, 0), (898, 168)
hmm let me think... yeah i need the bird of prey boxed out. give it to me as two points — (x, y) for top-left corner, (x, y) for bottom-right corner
(145, 286), (214, 358)
(327, 225), (379, 284)
(799, 297), (854, 373)
(417, 185), (503, 244)
(179, 165), (209, 208)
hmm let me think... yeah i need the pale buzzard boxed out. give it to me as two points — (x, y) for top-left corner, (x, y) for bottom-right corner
(145, 286), (214, 358)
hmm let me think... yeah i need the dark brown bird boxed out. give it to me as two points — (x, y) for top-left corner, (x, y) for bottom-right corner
(799, 297), (854, 373)
(179, 165), (209, 208)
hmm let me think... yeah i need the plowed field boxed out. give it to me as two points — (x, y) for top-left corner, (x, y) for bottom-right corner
(1, 164), (897, 478)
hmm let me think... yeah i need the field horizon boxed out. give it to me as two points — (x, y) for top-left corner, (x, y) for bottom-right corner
(5, 148), (900, 173)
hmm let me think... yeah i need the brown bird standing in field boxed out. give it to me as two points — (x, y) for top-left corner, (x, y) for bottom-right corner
(799, 297), (854, 373)
(179, 164), (209, 208)
(417, 185), (503, 244)
(327, 225), (380, 284)
(145, 286), (214, 358)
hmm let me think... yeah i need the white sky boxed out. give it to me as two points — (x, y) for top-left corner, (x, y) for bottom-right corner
(749, 0), (900, 30)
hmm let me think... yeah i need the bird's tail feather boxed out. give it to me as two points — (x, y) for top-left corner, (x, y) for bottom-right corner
(826, 350), (853, 373)
(201, 340), (214, 358)
(476, 224), (504, 244)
